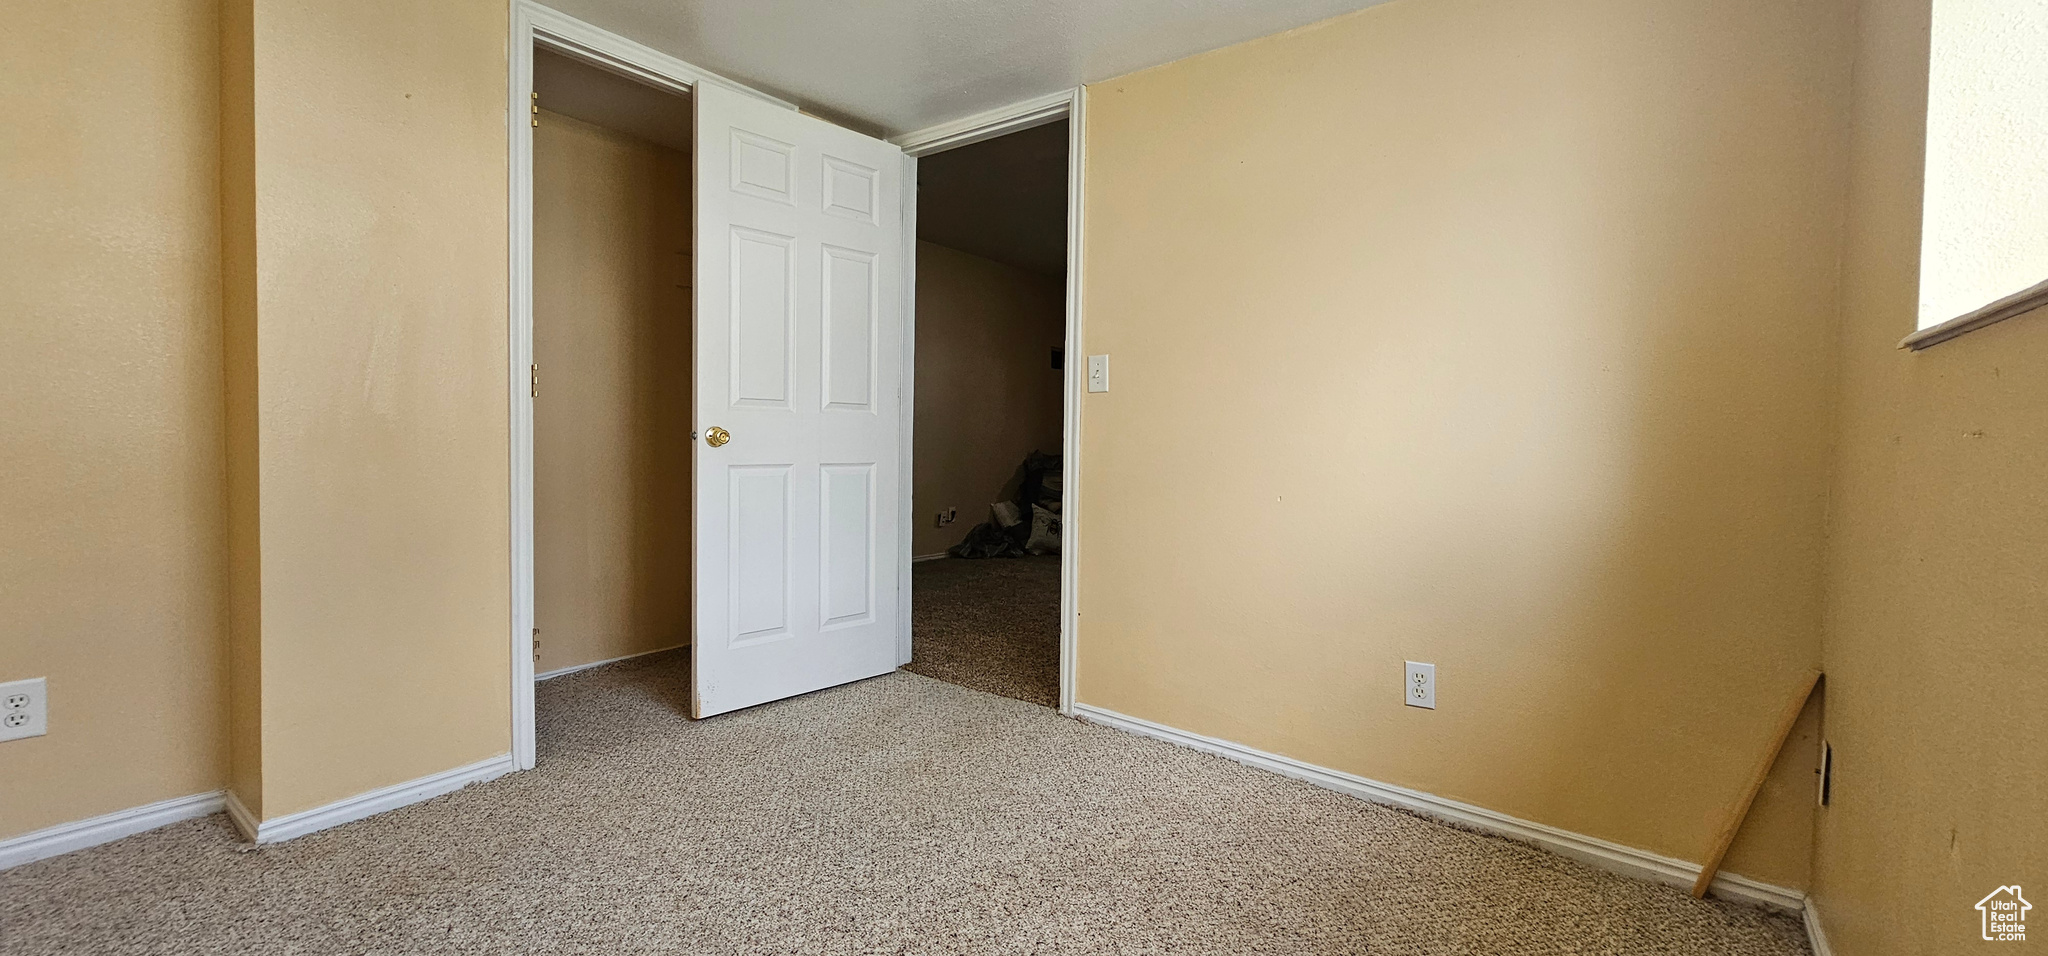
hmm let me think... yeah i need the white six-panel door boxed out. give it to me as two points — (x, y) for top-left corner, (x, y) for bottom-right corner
(692, 83), (906, 718)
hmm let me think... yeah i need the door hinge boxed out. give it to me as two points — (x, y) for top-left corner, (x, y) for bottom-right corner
(530, 363), (538, 398)
(532, 627), (541, 662)
(531, 91), (540, 128)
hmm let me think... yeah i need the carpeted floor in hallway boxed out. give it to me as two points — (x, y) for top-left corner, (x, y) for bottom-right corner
(0, 652), (1809, 955)
(905, 555), (1060, 707)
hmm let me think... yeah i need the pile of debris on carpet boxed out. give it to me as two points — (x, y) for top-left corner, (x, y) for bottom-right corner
(947, 451), (1062, 558)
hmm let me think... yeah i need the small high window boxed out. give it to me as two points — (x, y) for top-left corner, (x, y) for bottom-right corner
(1911, 0), (2048, 346)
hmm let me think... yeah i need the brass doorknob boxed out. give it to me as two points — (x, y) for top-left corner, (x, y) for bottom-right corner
(705, 426), (731, 447)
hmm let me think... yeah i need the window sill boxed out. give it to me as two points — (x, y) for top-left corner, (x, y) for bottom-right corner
(1901, 277), (2048, 351)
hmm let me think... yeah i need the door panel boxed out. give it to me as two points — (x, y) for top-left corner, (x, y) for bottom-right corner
(729, 464), (792, 644)
(730, 228), (794, 409)
(693, 83), (905, 718)
(822, 246), (877, 410)
(820, 463), (875, 628)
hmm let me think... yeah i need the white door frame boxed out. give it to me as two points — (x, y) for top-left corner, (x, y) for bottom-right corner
(506, 0), (799, 770)
(508, 4), (1090, 766)
(892, 89), (1089, 716)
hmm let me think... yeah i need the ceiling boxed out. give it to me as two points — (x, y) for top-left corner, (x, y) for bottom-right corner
(918, 120), (1069, 277)
(535, 43), (1071, 276)
(535, 48), (693, 153)
(542, 0), (1390, 135)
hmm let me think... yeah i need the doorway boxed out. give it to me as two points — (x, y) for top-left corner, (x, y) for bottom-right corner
(513, 5), (917, 752)
(510, 2), (1085, 765)
(528, 50), (695, 696)
(903, 119), (1074, 709)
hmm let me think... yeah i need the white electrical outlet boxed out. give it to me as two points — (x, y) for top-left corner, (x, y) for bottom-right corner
(1404, 662), (1436, 709)
(0, 677), (47, 742)
(1087, 354), (1109, 393)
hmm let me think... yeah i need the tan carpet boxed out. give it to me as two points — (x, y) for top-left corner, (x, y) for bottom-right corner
(905, 555), (1060, 707)
(1, 652), (1808, 955)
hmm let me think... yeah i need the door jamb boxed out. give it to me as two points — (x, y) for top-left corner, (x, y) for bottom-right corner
(507, 0), (798, 771)
(893, 88), (1089, 716)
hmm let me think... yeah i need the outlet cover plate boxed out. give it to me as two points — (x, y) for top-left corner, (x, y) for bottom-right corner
(1, 677), (47, 742)
(1404, 661), (1436, 709)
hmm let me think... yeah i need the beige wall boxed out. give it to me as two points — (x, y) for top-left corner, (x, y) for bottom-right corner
(4, 0), (513, 840)
(1812, 0), (2048, 947)
(0, 0), (229, 841)
(913, 241), (1066, 557)
(533, 109), (694, 674)
(1076, 0), (1851, 888)
(219, 0), (263, 819)
(225, 0), (512, 819)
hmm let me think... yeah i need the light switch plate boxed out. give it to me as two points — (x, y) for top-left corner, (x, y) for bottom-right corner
(1087, 354), (1109, 393)
(1404, 661), (1435, 709)
(1, 677), (47, 742)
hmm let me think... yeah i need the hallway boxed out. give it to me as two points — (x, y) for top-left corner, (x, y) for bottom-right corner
(905, 556), (1061, 707)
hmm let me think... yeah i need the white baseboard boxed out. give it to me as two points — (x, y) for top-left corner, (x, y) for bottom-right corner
(1804, 898), (1834, 956)
(536, 643), (686, 681)
(0, 791), (225, 871)
(223, 788), (258, 841)
(231, 754), (515, 844)
(912, 552), (950, 563)
(1073, 704), (1806, 913)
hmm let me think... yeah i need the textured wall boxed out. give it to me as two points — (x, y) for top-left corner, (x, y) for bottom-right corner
(219, 0), (263, 817)
(1076, 0), (1851, 888)
(912, 242), (1067, 557)
(1812, 0), (2048, 948)
(228, 0), (513, 819)
(533, 110), (694, 674)
(0, 0), (229, 841)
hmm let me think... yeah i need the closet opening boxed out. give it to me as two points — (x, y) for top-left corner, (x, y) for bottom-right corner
(529, 47), (695, 718)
